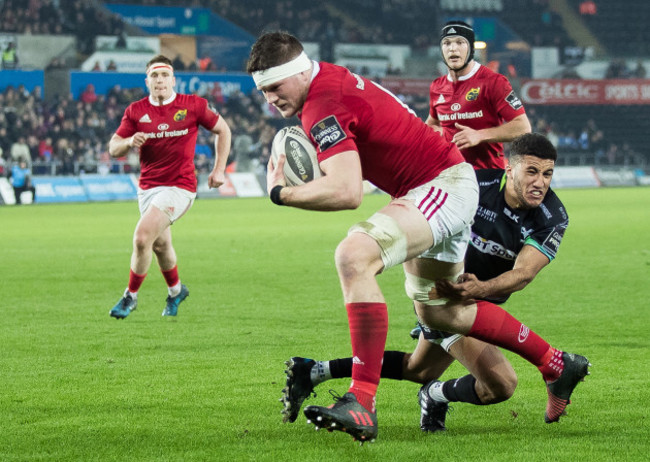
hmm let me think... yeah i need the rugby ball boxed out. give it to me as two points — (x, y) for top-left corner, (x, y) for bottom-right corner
(271, 126), (322, 186)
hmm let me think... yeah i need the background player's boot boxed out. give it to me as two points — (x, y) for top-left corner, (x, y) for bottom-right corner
(409, 322), (421, 339)
(280, 357), (316, 423)
(304, 391), (377, 443)
(162, 284), (189, 316)
(545, 352), (591, 423)
(418, 381), (450, 432)
(110, 293), (137, 319)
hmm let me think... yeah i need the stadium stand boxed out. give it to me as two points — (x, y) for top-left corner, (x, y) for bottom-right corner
(567, 0), (650, 57)
(0, 0), (648, 181)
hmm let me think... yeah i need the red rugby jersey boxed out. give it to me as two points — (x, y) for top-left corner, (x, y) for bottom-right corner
(300, 62), (464, 199)
(116, 93), (219, 192)
(429, 63), (526, 169)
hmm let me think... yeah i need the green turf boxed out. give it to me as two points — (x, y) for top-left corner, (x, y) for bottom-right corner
(1, 187), (648, 461)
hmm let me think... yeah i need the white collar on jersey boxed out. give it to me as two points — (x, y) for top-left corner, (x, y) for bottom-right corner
(446, 61), (481, 82)
(148, 91), (177, 106)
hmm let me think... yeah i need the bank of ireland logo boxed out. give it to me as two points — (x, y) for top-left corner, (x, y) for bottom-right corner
(451, 103), (461, 111)
(518, 324), (530, 343)
(465, 87), (480, 101)
(173, 109), (187, 121)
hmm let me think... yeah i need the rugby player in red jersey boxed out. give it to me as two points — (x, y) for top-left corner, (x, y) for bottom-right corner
(108, 55), (231, 319)
(281, 134), (590, 432)
(426, 20), (531, 169)
(247, 32), (587, 443)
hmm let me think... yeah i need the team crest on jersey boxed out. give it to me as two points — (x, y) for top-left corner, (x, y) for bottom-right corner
(465, 87), (480, 101)
(173, 109), (187, 122)
(311, 115), (347, 151)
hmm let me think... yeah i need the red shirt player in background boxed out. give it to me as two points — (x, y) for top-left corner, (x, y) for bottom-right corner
(108, 54), (231, 320)
(426, 20), (531, 169)
(248, 31), (579, 444)
(410, 19), (533, 337)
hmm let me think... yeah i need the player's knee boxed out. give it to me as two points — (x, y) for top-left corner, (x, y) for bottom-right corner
(152, 239), (169, 255)
(132, 232), (150, 253)
(334, 234), (380, 279)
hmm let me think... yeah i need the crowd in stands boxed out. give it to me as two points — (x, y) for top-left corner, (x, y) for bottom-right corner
(0, 81), (296, 179)
(0, 0), (129, 56)
(1, 0), (648, 180)
(568, 0), (650, 57)
(104, 0), (570, 52)
(2, 78), (645, 182)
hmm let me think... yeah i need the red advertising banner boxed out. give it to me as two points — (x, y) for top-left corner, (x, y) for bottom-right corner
(519, 79), (650, 105)
(380, 77), (650, 106)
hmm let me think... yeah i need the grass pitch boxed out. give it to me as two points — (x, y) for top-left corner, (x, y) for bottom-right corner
(1, 187), (649, 461)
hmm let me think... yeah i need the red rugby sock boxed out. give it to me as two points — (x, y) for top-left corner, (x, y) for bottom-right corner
(161, 265), (180, 287)
(468, 301), (558, 379)
(346, 302), (388, 412)
(128, 269), (146, 294)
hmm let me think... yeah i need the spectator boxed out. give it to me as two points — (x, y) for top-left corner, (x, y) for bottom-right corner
(172, 54), (186, 71)
(632, 59), (647, 79)
(80, 84), (98, 104)
(10, 136), (30, 164)
(604, 58), (630, 79)
(199, 55), (214, 72)
(2, 41), (19, 69)
(9, 157), (35, 204)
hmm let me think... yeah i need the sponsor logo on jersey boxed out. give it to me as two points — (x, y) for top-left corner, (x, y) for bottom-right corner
(479, 178), (501, 187)
(518, 324), (530, 343)
(503, 207), (520, 223)
(521, 226), (534, 240)
(158, 123), (169, 130)
(470, 231), (517, 260)
(540, 203), (553, 219)
(173, 109), (187, 122)
(465, 87), (480, 101)
(437, 94), (446, 104)
(505, 90), (524, 110)
(476, 205), (498, 222)
(139, 114), (152, 123)
(311, 115), (347, 151)
(142, 128), (189, 140)
(438, 109), (483, 122)
(451, 102), (461, 111)
(542, 230), (562, 257)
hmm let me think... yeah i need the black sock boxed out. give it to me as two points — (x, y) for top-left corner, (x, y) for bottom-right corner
(329, 358), (352, 378)
(442, 375), (484, 405)
(381, 350), (406, 380)
(328, 350), (406, 380)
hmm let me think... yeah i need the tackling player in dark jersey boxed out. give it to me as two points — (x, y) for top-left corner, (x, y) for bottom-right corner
(280, 133), (589, 432)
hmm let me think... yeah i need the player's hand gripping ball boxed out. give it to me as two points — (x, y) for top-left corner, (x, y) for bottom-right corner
(271, 126), (323, 186)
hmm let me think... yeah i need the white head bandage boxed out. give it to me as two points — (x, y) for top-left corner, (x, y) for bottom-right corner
(147, 63), (173, 77)
(252, 51), (312, 89)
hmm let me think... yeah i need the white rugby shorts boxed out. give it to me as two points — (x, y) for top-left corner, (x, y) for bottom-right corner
(138, 186), (196, 223)
(403, 162), (478, 263)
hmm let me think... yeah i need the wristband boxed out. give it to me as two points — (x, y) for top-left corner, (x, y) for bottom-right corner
(270, 185), (285, 205)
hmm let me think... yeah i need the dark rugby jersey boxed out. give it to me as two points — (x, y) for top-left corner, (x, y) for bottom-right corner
(466, 169), (569, 303)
